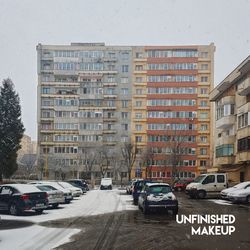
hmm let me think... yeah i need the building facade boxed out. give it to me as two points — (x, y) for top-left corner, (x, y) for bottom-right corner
(210, 56), (250, 184)
(37, 43), (215, 182)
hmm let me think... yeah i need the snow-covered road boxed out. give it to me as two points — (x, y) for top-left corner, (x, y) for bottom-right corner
(0, 188), (137, 250)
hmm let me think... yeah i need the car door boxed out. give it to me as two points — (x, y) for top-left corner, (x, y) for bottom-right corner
(0, 186), (13, 210)
(202, 175), (216, 194)
(216, 174), (227, 192)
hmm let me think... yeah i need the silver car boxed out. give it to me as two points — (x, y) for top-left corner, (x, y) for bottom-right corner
(34, 184), (64, 208)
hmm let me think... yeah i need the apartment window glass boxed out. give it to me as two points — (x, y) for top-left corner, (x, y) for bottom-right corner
(121, 77), (128, 84)
(200, 100), (208, 107)
(216, 144), (234, 157)
(135, 136), (142, 142)
(121, 124), (128, 130)
(107, 100), (115, 107)
(121, 112), (128, 119)
(200, 88), (208, 94)
(200, 136), (207, 142)
(238, 112), (248, 129)
(201, 124), (208, 131)
(122, 100), (129, 108)
(121, 88), (129, 95)
(135, 124), (142, 131)
(135, 77), (143, 83)
(136, 89), (143, 95)
(238, 137), (250, 152)
(122, 65), (129, 72)
(42, 87), (50, 94)
(122, 52), (129, 59)
(135, 101), (142, 107)
(201, 64), (209, 70)
(200, 112), (208, 119)
(135, 113), (142, 119)
(201, 76), (208, 82)
(200, 160), (207, 167)
(200, 52), (208, 58)
(200, 148), (207, 155)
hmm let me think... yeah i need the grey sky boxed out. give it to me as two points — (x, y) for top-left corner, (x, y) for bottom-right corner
(0, 0), (250, 140)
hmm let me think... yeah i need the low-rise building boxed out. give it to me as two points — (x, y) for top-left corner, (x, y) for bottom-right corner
(210, 56), (250, 183)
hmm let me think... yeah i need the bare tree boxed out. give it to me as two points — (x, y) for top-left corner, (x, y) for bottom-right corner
(99, 146), (113, 178)
(141, 146), (154, 180)
(121, 142), (138, 181)
(19, 154), (37, 178)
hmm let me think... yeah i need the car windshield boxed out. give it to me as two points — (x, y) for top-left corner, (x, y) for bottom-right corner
(148, 185), (171, 194)
(36, 185), (55, 191)
(58, 182), (72, 188)
(193, 175), (206, 183)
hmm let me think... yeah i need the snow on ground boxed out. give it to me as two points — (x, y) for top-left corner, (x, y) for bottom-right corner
(0, 188), (136, 223)
(0, 225), (81, 250)
(0, 188), (137, 250)
(209, 199), (233, 206)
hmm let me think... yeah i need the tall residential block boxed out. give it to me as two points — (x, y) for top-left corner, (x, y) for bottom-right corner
(210, 56), (250, 183)
(37, 43), (215, 182)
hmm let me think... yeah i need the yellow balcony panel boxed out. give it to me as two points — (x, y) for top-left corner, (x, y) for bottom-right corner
(236, 151), (250, 163)
(134, 70), (147, 74)
(134, 58), (147, 62)
(216, 156), (235, 165)
(103, 82), (117, 87)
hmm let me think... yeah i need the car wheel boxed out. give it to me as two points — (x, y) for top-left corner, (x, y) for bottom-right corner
(9, 203), (19, 216)
(35, 209), (43, 214)
(247, 195), (250, 204)
(197, 190), (206, 199)
(52, 204), (59, 209)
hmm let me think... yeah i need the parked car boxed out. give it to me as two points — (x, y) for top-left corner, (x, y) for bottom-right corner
(67, 179), (89, 192)
(227, 186), (250, 203)
(33, 184), (64, 208)
(138, 183), (178, 215)
(30, 181), (73, 204)
(221, 181), (250, 199)
(126, 181), (133, 194)
(132, 179), (154, 205)
(186, 173), (228, 199)
(174, 179), (194, 191)
(100, 178), (112, 190)
(0, 184), (48, 215)
(57, 181), (83, 197)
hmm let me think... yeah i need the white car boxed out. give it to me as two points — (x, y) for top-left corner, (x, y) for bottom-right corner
(221, 181), (250, 199)
(227, 186), (250, 203)
(57, 181), (83, 197)
(30, 181), (73, 204)
(34, 184), (64, 208)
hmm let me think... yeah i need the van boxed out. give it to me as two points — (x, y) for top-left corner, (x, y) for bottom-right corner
(100, 178), (112, 190)
(185, 173), (228, 199)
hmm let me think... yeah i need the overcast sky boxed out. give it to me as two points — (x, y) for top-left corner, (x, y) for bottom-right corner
(0, 0), (250, 140)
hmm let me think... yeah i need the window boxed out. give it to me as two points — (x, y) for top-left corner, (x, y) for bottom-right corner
(135, 136), (142, 142)
(135, 65), (143, 71)
(216, 144), (234, 157)
(200, 160), (207, 167)
(121, 112), (128, 119)
(203, 175), (215, 184)
(122, 52), (129, 59)
(238, 137), (250, 152)
(217, 175), (225, 183)
(122, 65), (129, 72)
(135, 124), (142, 131)
(200, 148), (207, 155)
(121, 124), (128, 130)
(122, 100), (129, 108)
(121, 77), (128, 84)
(201, 64), (209, 70)
(121, 136), (129, 142)
(136, 89), (143, 95)
(121, 88), (129, 95)
(200, 88), (208, 94)
(107, 77), (115, 83)
(201, 124), (208, 131)
(238, 112), (248, 129)
(200, 52), (208, 58)
(135, 77), (143, 83)
(42, 87), (50, 94)
(200, 100), (208, 107)
(107, 100), (115, 107)
(200, 112), (208, 119)
(135, 113), (142, 119)
(136, 52), (143, 58)
(201, 76), (208, 82)
(200, 136), (207, 142)
(135, 101), (142, 107)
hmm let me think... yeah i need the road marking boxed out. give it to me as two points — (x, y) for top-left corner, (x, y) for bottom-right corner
(209, 199), (233, 206)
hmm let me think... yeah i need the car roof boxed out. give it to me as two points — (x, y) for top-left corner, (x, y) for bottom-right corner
(146, 183), (170, 187)
(2, 184), (42, 193)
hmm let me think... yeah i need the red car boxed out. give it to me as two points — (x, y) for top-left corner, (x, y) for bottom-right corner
(174, 179), (194, 191)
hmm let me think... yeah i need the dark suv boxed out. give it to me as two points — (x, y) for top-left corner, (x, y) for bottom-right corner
(67, 179), (89, 192)
(132, 180), (154, 205)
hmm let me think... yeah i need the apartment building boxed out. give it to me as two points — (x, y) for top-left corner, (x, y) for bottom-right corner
(37, 43), (215, 182)
(131, 44), (215, 181)
(37, 43), (132, 181)
(210, 56), (250, 183)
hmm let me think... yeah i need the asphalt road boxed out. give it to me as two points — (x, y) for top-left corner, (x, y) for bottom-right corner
(42, 192), (250, 250)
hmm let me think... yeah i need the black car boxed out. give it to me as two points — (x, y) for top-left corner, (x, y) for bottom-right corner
(0, 184), (48, 215)
(138, 183), (178, 215)
(67, 179), (89, 192)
